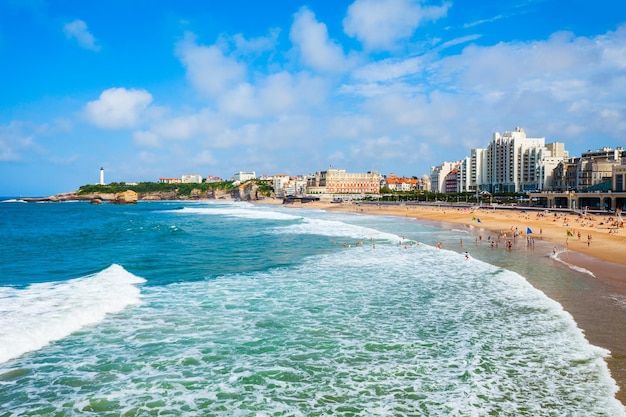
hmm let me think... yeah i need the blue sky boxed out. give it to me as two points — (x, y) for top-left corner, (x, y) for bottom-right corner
(1, 0), (625, 196)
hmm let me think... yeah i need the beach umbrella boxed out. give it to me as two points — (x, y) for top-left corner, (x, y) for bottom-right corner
(527, 227), (533, 234)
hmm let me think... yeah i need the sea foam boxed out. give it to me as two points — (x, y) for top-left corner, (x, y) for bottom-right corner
(271, 217), (403, 242)
(176, 205), (302, 221)
(0, 264), (145, 364)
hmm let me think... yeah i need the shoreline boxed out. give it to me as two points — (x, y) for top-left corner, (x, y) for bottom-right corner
(261, 200), (626, 406)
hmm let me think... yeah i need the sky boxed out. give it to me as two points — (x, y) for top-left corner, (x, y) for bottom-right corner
(1, 0), (625, 196)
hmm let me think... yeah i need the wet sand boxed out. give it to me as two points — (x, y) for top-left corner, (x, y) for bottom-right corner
(260, 199), (626, 405)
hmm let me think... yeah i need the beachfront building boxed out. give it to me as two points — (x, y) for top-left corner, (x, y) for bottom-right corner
(552, 158), (579, 192)
(444, 169), (459, 193)
(480, 127), (568, 193)
(430, 161), (461, 193)
(272, 174), (291, 198)
(456, 151), (487, 193)
(285, 176), (307, 196)
(418, 174), (432, 191)
(233, 171), (256, 183)
(613, 164), (626, 192)
(535, 143), (569, 191)
(385, 174), (417, 192)
(576, 147), (625, 190)
(456, 157), (471, 193)
(306, 169), (381, 196)
(181, 174), (203, 183)
(536, 156), (563, 191)
(272, 175), (307, 197)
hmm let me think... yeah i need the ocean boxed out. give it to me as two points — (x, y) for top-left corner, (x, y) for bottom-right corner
(0, 199), (623, 416)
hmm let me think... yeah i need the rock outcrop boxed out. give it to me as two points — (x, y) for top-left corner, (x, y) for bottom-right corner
(233, 182), (260, 201)
(112, 190), (138, 204)
(26, 186), (254, 203)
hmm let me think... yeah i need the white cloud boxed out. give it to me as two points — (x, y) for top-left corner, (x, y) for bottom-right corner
(290, 7), (356, 73)
(232, 28), (280, 55)
(349, 135), (416, 162)
(84, 88), (153, 129)
(133, 130), (160, 147)
(352, 56), (423, 83)
(336, 24), (626, 159)
(175, 32), (246, 98)
(343, 0), (450, 51)
(213, 124), (261, 148)
(152, 114), (202, 140)
(438, 34), (482, 50)
(63, 19), (100, 51)
(217, 72), (329, 121)
(256, 71), (328, 116)
(193, 150), (217, 165)
(218, 83), (261, 118)
(0, 121), (38, 161)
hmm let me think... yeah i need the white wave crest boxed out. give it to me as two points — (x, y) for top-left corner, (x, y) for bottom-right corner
(175, 206), (302, 221)
(550, 250), (596, 277)
(0, 264), (145, 364)
(272, 217), (403, 242)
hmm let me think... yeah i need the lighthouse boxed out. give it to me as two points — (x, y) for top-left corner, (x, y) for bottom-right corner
(100, 167), (105, 185)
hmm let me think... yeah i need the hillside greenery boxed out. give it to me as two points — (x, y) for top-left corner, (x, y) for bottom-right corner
(77, 181), (236, 196)
(254, 180), (273, 197)
(374, 190), (527, 204)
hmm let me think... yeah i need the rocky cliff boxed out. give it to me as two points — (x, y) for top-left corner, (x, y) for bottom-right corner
(23, 182), (272, 203)
(231, 182), (265, 201)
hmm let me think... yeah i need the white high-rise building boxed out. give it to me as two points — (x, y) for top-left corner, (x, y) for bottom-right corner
(482, 127), (568, 193)
(430, 162), (461, 193)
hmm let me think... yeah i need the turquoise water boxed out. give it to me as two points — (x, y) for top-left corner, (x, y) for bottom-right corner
(0, 200), (623, 416)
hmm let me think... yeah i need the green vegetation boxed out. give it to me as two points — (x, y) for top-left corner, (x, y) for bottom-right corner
(253, 179), (273, 197)
(372, 190), (527, 204)
(77, 181), (235, 197)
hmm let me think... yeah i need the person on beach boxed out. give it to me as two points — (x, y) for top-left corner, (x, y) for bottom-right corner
(465, 251), (469, 259)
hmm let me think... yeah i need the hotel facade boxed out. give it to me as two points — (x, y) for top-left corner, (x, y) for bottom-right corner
(306, 169), (381, 195)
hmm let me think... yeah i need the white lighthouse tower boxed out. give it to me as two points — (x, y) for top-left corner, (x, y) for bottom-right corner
(99, 167), (105, 185)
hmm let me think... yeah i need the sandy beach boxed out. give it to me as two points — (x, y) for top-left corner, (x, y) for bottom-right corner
(261, 199), (626, 405)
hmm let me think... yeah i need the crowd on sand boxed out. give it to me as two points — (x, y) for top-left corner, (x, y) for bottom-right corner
(291, 201), (626, 267)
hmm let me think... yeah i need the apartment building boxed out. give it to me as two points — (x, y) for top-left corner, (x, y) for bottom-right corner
(181, 174), (203, 183)
(306, 169), (381, 194)
(430, 161), (461, 193)
(577, 147), (625, 190)
(272, 174), (291, 198)
(385, 174), (417, 191)
(158, 177), (182, 184)
(233, 171), (256, 183)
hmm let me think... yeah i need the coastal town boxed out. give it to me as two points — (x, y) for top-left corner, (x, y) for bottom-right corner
(119, 126), (626, 213)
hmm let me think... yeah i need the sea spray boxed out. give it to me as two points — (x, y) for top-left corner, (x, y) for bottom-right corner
(0, 264), (145, 363)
